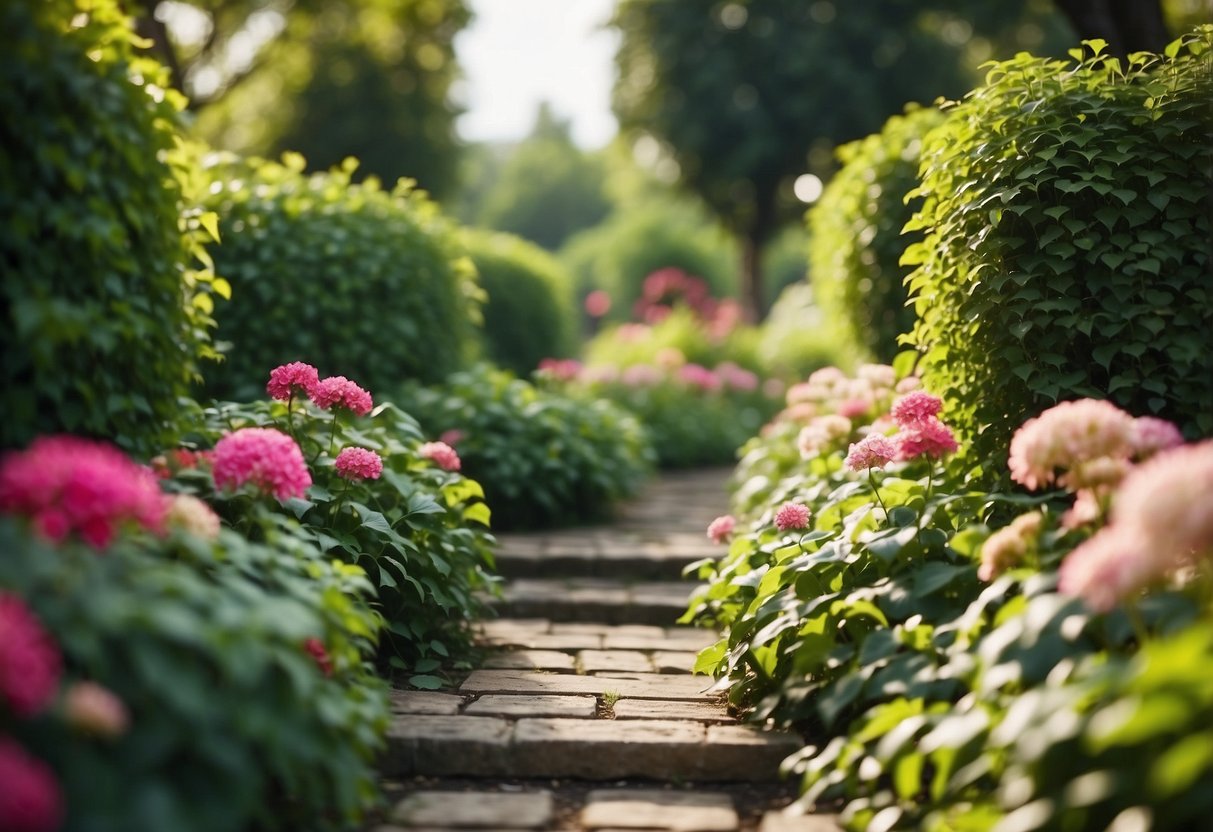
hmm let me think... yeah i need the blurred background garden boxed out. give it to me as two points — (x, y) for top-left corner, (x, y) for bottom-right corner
(2, 0), (1212, 830)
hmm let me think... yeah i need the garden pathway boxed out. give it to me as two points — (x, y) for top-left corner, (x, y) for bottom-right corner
(374, 469), (841, 832)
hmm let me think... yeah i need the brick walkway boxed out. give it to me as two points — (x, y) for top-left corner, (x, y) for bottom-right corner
(373, 469), (840, 831)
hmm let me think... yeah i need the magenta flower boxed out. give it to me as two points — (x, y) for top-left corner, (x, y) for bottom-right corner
(0, 739), (62, 832)
(1008, 399), (1136, 491)
(310, 376), (373, 416)
(0, 594), (61, 719)
(335, 447), (383, 481)
(891, 391), (943, 427)
(678, 363), (722, 392)
(65, 681), (129, 739)
(706, 514), (736, 544)
(1130, 416), (1184, 460)
(266, 361), (320, 402)
(212, 428), (312, 501)
(894, 418), (959, 461)
(304, 638), (334, 678)
(439, 429), (465, 446)
(774, 502), (811, 531)
(418, 441), (461, 472)
(0, 436), (167, 549)
(845, 434), (898, 471)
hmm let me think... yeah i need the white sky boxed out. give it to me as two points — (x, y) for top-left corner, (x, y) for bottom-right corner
(454, 0), (620, 148)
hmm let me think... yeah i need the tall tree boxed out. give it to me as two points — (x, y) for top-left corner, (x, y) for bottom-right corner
(610, 0), (1068, 320)
(1053, 0), (1171, 54)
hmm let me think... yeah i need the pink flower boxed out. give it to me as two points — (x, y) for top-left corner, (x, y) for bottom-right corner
(304, 638), (333, 677)
(837, 397), (874, 420)
(266, 362), (320, 402)
(310, 376), (373, 416)
(65, 681), (129, 738)
(212, 428), (312, 501)
(439, 429), (465, 446)
(0, 739), (62, 832)
(978, 512), (1043, 581)
(1110, 440), (1213, 563)
(775, 502), (811, 531)
(857, 364), (896, 388)
(890, 391), (943, 428)
(715, 362), (759, 392)
(845, 434), (898, 471)
(1131, 417), (1184, 460)
(584, 289), (612, 318)
(419, 441), (461, 472)
(706, 515), (736, 544)
(1060, 489), (1104, 531)
(1058, 526), (1155, 613)
(165, 494), (221, 540)
(679, 363), (721, 392)
(537, 358), (583, 382)
(1008, 399), (1136, 491)
(335, 447), (383, 481)
(622, 364), (662, 387)
(796, 415), (853, 459)
(655, 347), (686, 369)
(894, 417), (959, 461)
(895, 376), (923, 394)
(0, 594), (61, 718)
(0, 436), (168, 548)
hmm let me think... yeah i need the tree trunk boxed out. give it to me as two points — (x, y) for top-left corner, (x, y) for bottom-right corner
(739, 232), (764, 324)
(130, 1), (184, 92)
(1054, 0), (1171, 56)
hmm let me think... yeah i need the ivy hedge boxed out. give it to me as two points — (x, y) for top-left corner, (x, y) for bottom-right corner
(903, 31), (1213, 475)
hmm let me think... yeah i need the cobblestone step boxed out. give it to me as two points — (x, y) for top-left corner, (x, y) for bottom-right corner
(490, 578), (700, 625)
(495, 529), (718, 580)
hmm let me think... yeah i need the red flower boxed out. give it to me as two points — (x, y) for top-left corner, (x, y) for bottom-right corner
(0, 594), (61, 718)
(304, 638), (333, 677)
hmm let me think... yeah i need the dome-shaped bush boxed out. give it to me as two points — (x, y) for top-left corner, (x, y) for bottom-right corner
(0, 0), (219, 451)
(464, 230), (576, 374)
(808, 106), (944, 362)
(904, 31), (1213, 473)
(200, 154), (481, 400)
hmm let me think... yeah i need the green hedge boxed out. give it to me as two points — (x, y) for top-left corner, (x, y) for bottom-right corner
(200, 153), (481, 400)
(809, 106), (943, 362)
(0, 0), (220, 452)
(464, 230), (576, 374)
(903, 32), (1213, 473)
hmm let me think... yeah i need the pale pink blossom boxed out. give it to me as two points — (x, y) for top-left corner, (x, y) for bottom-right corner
(584, 289), (611, 317)
(837, 397), (874, 419)
(581, 365), (620, 384)
(419, 441), (461, 472)
(621, 364), (663, 387)
(890, 391), (943, 427)
(310, 376), (373, 416)
(845, 434), (898, 471)
(537, 358), (582, 382)
(0, 739), (62, 832)
(808, 366), (847, 387)
(775, 502), (811, 531)
(655, 347), (686, 368)
(1058, 525), (1155, 612)
(857, 364), (897, 388)
(715, 362), (759, 392)
(439, 429), (465, 446)
(1064, 456), (1131, 491)
(707, 515), (736, 544)
(335, 447), (383, 481)
(781, 403), (818, 424)
(1061, 489), (1104, 531)
(797, 415), (852, 458)
(762, 378), (786, 399)
(266, 361), (320, 402)
(165, 494), (221, 540)
(978, 512), (1043, 581)
(1110, 440), (1213, 563)
(894, 418), (959, 460)
(0, 594), (60, 718)
(679, 363), (721, 392)
(1008, 399), (1136, 491)
(1131, 417), (1184, 460)
(212, 428), (312, 501)
(0, 436), (167, 549)
(65, 681), (129, 738)
(895, 376), (923, 394)
(785, 382), (817, 406)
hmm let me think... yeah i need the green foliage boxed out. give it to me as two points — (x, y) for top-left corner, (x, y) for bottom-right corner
(169, 394), (497, 668)
(0, 517), (388, 832)
(0, 0), (221, 452)
(756, 283), (860, 381)
(904, 32), (1213, 473)
(475, 104), (612, 250)
(398, 365), (654, 530)
(809, 106), (944, 362)
(464, 230), (577, 375)
(199, 152), (481, 400)
(560, 196), (737, 322)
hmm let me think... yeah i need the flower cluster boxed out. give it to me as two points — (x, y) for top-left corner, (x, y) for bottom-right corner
(775, 502), (811, 532)
(1008, 399), (1138, 491)
(65, 681), (130, 739)
(978, 512), (1043, 581)
(1059, 440), (1213, 611)
(845, 433), (898, 472)
(0, 594), (61, 718)
(798, 415), (853, 458)
(213, 428), (312, 501)
(889, 391), (958, 461)
(418, 441), (461, 472)
(150, 448), (214, 479)
(266, 361), (321, 402)
(334, 447), (383, 481)
(311, 375), (373, 416)
(0, 436), (167, 549)
(536, 358), (583, 382)
(707, 514), (736, 544)
(0, 738), (62, 832)
(165, 494), (221, 540)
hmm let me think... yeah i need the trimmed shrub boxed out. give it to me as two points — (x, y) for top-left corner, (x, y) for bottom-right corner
(398, 365), (653, 530)
(464, 230), (577, 375)
(808, 106), (944, 362)
(199, 153), (481, 400)
(757, 283), (860, 381)
(0, 0), (221, 452)
(903, 32), (1213, 473)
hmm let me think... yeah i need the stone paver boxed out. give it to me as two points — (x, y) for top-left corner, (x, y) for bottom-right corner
(389, 691), (465, 715)
(651, 650), (701, 673)
(460, 670), (716, 701)
(612, 698), (731, 722)
(392, 791), (553, 829)
(511, 719), (706, 779)
(758, 814), (845, 832)
(383, 716), (512, 777)
(464, 694), (597, 718)
(581, 790), (738, 831)
(578, 649), (653, 673)
(482, 650), (578, 671)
